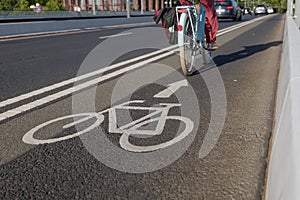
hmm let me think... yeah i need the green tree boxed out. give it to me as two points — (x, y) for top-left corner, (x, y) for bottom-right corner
(28, 0), (49, 6)
(14, 0), (30, 10)
(0, 0), (17, 10)
(43, 0), (66, 10)
(38, 0), (49, 5)
(250, 0), (287, 13)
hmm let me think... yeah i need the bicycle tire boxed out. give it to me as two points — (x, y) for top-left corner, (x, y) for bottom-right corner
(179, 13), (197, 76)
(22, 113), (104, 145)
(119, 116), (193, 152)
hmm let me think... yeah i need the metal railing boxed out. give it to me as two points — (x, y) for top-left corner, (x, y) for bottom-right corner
(0, 10), (155, 18)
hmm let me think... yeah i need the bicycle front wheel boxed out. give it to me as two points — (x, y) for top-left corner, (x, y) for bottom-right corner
(119, 116), (194, 152)
(23, 113), (104, 145)
(179, 13), (197, 76)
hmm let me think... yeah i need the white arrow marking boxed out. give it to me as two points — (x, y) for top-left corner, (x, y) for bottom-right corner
(154, 80), (188, 98)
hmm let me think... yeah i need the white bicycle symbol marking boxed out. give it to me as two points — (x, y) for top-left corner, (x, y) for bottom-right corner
(23, 81), (194, 153)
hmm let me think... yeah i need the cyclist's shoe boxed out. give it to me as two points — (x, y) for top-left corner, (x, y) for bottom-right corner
(205, 43), (219, 51)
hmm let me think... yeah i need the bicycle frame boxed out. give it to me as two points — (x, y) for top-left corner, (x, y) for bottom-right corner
(176, 5), (206, 47)
(65, 100), (181, 135)
(107, 100), (181, 135)
(22, 100), (189, 147)
(176, 3), (211, 76)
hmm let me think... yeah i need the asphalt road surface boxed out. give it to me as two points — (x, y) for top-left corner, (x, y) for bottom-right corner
(0, 14), (284, 199)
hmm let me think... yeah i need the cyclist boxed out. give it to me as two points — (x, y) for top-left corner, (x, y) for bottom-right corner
(292, 1), (296, 17)
(180, 0), (219, 50)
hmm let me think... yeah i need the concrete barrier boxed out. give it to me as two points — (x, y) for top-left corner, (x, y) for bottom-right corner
(266, 5), (300, 200)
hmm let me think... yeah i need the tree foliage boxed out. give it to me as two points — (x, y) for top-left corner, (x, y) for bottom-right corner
(43, 0), (66, 10)
(14, 0), (31, 10)
(238, 0), (287, 12)
(0, 0), (288, 12)
(28, 0), (49, 5)
(0, 0), (66, 10)
(0, 0), (17, 10)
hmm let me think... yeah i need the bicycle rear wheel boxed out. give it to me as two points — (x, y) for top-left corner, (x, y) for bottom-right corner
(179, 14), (197, 76)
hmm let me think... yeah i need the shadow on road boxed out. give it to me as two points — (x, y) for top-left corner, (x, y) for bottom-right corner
(213, 41), (282, 67)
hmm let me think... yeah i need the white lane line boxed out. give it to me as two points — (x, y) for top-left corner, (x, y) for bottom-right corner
(99, 32), (132, 39)
(216, 15), (273, 36)
(103, 22), (154, 29)
(84, 27), (98, 30)
(0, 45), (177, 110)
(0, 50), (176, 122)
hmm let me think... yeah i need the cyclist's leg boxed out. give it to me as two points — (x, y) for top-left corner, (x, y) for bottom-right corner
(194, 5), (212, 64)
(204, 10), (218, 44)
(200, 0), (218, 50)
(195, 5), (206, 42)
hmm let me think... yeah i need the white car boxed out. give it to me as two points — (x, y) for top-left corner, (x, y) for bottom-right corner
(267, 7), (274, 14)
(254, 4), (268, 15)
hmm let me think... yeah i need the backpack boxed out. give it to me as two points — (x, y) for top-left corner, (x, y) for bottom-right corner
(153, 8), (178, 45)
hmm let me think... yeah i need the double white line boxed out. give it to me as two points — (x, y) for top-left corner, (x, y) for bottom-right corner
(0, 15), (272, 122)
(217, 14), (272, 36)
(0, 45), (178, 122)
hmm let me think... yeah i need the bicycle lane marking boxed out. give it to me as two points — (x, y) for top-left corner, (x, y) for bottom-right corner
(22, 113), (104, 145)
(154, 80), (188, 98)
(76, 61), (200, 173)
(22, 80), (193, 153)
